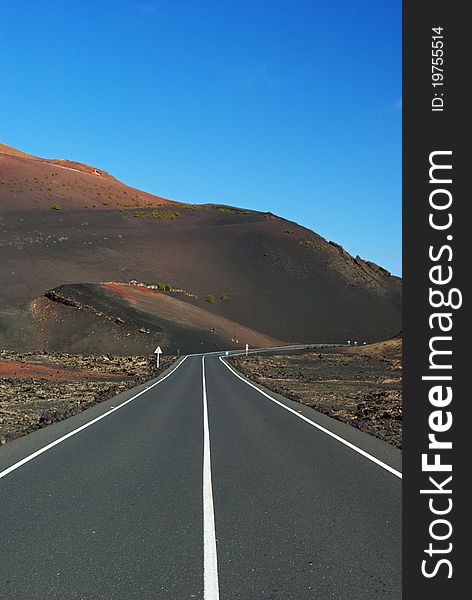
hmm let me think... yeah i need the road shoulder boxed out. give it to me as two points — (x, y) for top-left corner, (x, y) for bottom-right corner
(0, 356), (186, 475)
(221, 356), (402, 476)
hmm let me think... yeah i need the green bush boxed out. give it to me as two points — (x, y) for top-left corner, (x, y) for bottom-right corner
(150, 209), (180, 219)
(156, 283), (171, 291)
(217, 206), (250, 215)
(50, 204), (61, 210)
(205, 294), (216, 304)
(220, 293), (229, 302)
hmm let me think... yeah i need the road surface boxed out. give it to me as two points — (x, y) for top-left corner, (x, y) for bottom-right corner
(0, 353), (401, 599)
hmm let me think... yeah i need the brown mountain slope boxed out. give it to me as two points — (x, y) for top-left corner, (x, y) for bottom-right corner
(0, 143), (177, 210)
(0, 282), (280, 354)
(0, 142), (120, 181)
(0, 143), (401, 349)
(0, 143), (37, 160)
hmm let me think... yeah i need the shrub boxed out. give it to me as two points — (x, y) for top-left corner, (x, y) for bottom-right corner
(217, 206), (250, 215)
(50, 204), (61, 210)
(150, 209), (180, 219)
(205, 294), (216, 304)
(220, 293), (229, 302)
(156, 283), (171, 291)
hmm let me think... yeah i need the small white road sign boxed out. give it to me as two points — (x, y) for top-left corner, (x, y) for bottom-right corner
(154, 346), (163, 368)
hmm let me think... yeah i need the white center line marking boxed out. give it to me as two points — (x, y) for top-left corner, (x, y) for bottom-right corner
(202, 356), (220, 600)
(0, 356), (188, 480)
(219, 356), (402, 480)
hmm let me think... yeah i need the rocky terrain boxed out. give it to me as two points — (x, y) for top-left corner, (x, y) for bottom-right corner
(0, 350), (175, 444)
(230, 337), (402, 447)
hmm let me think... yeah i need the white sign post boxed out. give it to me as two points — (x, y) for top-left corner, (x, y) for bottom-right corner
(245, 343), (249, 357)
(154, 346), (163, 368)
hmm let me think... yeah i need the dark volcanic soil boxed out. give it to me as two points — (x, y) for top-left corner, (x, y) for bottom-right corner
(230, 339), (402, 448)
(0, 350), (175, 444)
(1, 144), (401, 348)
(0, 282), (281, 355)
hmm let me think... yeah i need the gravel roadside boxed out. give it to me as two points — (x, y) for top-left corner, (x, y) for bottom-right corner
(230, 344), (402, 448)
(0, 350), (175, 444)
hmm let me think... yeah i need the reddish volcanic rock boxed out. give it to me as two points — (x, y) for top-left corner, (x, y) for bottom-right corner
(0, 359), (122, 381)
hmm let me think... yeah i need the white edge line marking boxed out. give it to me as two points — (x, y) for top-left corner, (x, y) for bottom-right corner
(219, 356), (402, 480)
(202, 356), (220, 600)
(0, 356), (189, 480)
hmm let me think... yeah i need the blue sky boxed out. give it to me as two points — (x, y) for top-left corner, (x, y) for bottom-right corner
(0, 0), (401, 274)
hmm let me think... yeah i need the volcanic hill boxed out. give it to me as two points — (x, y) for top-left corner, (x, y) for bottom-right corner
(0, 143), (401, 354)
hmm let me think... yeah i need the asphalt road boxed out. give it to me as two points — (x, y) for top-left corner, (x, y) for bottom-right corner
(0, 353), (401, 599)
